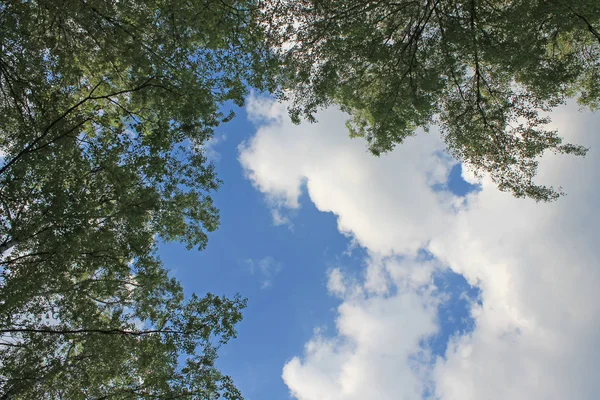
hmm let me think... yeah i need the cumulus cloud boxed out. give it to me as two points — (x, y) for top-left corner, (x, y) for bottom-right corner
(430, 106), (600, 400)
(285, 255), (443, 400)
(238, 97), (457, 256)
(239, 96), (600, 400)
(245, 256), (283, 289)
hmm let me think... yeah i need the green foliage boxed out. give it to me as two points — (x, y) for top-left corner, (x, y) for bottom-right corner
(0, 0), (275, 397)
(0, 269), (248, 399)
(267, 0), (599, 201)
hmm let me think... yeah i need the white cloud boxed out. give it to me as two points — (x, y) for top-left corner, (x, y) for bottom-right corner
(239, 97), (600, 400)
(238, 96), (456, 256)
(199, 132), (227, 162)
(326, 268), (347, 297)
(284, 256), (440, 400)
(430, 106), (600, 400)
(271, 208), (293, 227)
(245, 256), (283, 289)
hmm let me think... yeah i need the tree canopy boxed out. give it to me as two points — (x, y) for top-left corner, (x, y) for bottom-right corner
(266, 0), (599, 201)
(0, 0), (274, 397)
(2, 0), (600, 397)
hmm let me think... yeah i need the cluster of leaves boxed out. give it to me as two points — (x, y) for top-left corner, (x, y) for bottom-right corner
(266, 0), (599, 201)
(1, 270), (247, 399)
(0, 0), (275, 398)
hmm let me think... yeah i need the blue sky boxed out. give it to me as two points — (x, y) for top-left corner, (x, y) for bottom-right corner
(159, 99), (600, 400)
(160, 106), (357, 398)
